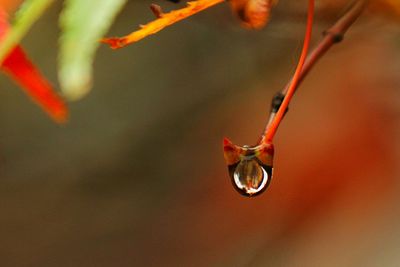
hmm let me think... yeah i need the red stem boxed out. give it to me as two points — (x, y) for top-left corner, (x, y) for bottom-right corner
(261, 0), (368, 144)
(261, 0), (315, 144)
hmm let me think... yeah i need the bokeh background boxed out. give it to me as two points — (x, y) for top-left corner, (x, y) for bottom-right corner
(0, 1), (399, 266)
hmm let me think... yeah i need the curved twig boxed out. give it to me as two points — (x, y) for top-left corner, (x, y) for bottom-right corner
(263, 0), (368, 140)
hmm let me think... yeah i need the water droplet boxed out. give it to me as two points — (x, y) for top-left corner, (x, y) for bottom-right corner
(232, 159), (270, 196)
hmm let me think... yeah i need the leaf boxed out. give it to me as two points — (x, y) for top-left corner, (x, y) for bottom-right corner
(59, 0), (127, 101)
(102, 0), (225, 49)
(0, 7), (67, 122)
(0, 0), (54, 64)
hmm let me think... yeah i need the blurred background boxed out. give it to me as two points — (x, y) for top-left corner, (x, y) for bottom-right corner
(0, 1), (399, 266)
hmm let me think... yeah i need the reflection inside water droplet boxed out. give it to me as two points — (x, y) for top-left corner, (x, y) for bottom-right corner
(233, 159), (269, 196)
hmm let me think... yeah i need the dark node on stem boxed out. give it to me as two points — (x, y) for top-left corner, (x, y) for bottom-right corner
(150, 4), (164, 18)
(166, 0), (180, 3)
(323, 30), (344, 43)
(271, 92), (288, 113)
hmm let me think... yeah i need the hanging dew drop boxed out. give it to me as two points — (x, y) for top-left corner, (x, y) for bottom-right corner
(223, 138), (274, 196)
(233, 159), (270, 196)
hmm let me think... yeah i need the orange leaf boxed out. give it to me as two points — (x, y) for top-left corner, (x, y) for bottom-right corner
(102, 0), (225, 49)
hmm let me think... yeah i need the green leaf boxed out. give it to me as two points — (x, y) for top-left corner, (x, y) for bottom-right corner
(59, 0), (127, 101)
(0, 0), (54, 64)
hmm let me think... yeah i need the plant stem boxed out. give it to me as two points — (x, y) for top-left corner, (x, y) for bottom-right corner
(261, 0), (315, 144)
(262, 0), (368, 142)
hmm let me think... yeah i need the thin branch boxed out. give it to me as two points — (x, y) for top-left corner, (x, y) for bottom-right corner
(261, 0), (314, 144)
(262, 0), (368, 142)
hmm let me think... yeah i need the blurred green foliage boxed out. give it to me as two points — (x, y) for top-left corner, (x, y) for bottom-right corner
(59, 0), (126, 100)
(0, 0), (53, 63)
(0, 0), (127, 100)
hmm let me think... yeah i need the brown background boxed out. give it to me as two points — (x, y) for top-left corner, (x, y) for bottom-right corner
(0, 1), (399, 266)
